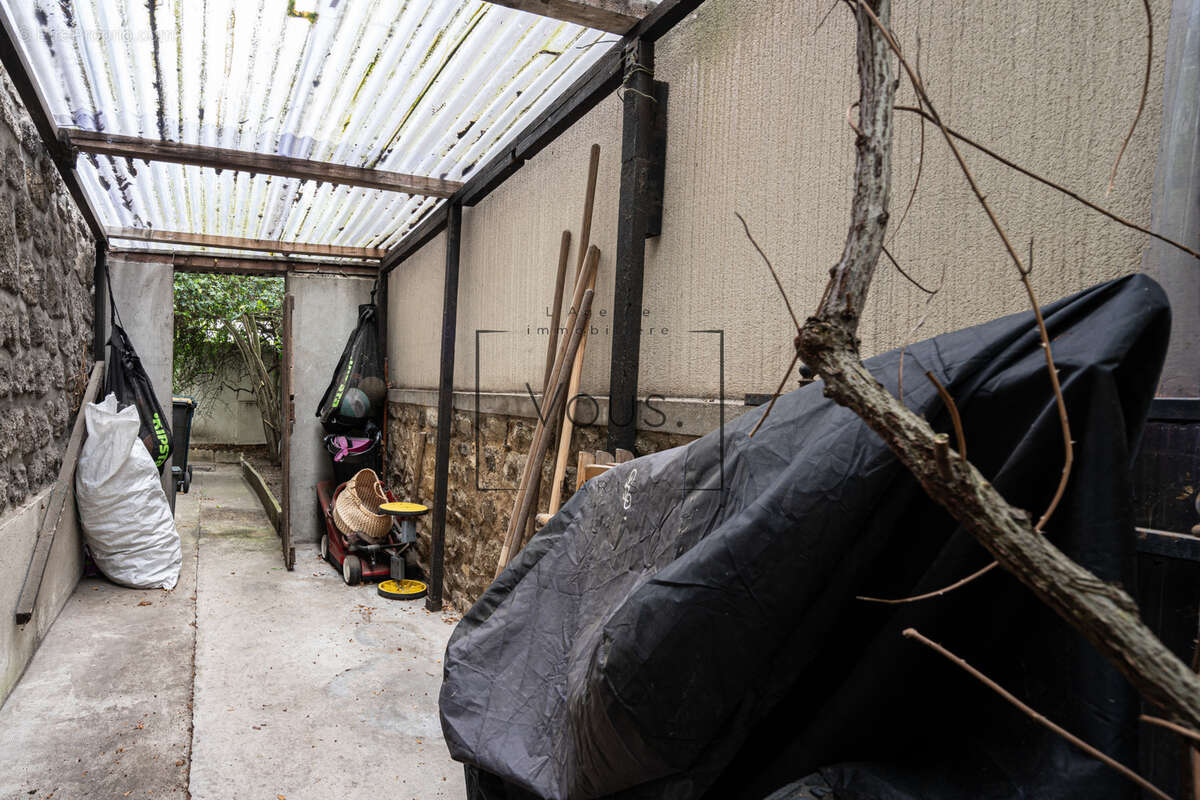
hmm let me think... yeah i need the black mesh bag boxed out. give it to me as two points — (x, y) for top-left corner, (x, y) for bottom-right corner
(316, 303), (385, 433)
(104, 307), (173, 474)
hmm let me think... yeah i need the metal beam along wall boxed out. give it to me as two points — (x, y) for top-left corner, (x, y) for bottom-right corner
(607, 39), (658, 453)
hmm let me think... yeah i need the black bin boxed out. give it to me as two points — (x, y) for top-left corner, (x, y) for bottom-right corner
(325, 428), (382, 486)
(171, 396), (197, 493)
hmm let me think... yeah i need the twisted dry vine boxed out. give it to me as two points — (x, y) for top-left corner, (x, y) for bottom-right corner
(792, 0), (1200, 736)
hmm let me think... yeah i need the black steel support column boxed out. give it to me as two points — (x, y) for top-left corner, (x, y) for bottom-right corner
(93, 241), (107, 361)
(375, 267), (389, 475)
(607, 39), (662, 454)
(427, 203), (462, 611)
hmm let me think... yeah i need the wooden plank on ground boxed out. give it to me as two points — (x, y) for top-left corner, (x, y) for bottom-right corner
(15, 362), (103, 625)
(241, 458), (282, 533)
(66, 130), (462, 197)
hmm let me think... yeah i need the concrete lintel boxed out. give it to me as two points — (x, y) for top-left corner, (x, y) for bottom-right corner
(387, 387), (752, 438)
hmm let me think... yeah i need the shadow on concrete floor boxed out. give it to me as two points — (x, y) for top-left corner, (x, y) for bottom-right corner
(0, 464), (464, 800)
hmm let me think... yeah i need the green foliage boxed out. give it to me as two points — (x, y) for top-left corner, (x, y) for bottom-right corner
(173, 273), (284, 394)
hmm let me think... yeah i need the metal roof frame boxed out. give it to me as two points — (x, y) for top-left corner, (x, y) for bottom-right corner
(0, 17), (106, 243)
(0, 0), (648, 258)
(64, 129), (464, 197)
(0, 0), (705, 265)
(380, 0), (706, 274)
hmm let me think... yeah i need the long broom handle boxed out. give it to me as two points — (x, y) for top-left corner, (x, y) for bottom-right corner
(496, 248), (599, 573)
(541, 230), (572, 396)
(576, 144), (600, 278)
(547, 267), (597, 515)
(501, 288), (595, 572)
(533, 145), (600, 525)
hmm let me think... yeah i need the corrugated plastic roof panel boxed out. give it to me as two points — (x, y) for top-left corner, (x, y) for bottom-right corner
(0, 0), (633, 255)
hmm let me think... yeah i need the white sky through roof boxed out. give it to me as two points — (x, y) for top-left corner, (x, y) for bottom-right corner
(0, 0), (627, 255)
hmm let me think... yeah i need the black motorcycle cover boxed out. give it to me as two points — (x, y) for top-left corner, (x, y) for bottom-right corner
(440, 275), (1170, 800)
(106, 322), (173, 473)
(316, 303), (385, 433)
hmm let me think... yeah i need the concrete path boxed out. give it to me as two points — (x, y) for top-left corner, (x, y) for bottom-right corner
(0, 464), (464, 800)
(0, 474), (200, 800)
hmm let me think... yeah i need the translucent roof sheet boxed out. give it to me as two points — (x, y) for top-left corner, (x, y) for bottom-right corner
(1, 0), (630, 256)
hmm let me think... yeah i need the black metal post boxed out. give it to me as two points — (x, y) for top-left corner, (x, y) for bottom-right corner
(607, 39), (659, 454)
(427, 203), (462, 611)
(93, 241), (107, 361)
(375, 268), (389, 475)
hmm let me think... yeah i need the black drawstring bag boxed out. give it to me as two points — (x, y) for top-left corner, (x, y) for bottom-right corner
(104, 271), (173, 473)
(316, 302), (385, 434)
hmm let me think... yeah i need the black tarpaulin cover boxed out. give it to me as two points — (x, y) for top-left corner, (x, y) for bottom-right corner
(440, 275), (1170, 800)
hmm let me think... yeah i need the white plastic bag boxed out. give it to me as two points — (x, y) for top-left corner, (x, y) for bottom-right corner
(76, 392), (181, 590)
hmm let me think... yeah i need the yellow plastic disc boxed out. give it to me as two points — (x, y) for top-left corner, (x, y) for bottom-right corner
(379, 501), (429, 517)
(378, 579), (428, 601)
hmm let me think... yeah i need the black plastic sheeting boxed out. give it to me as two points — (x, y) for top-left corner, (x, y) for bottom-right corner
(441, 275), (1170, 800)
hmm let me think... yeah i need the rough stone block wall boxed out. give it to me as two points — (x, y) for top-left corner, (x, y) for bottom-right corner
(386, 402), (695, 612)
(0, 73), (96, 518)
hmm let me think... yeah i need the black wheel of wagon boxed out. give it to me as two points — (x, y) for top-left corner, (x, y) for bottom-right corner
(342, 554), (362, 586)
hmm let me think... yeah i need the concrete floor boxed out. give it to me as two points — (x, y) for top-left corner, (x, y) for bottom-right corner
(0, 464), (464, 800)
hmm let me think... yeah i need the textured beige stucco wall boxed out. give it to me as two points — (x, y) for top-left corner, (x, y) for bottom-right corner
(389, 0), (1170, 401)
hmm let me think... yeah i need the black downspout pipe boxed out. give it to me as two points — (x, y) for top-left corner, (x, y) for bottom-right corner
(427, 203), (462, 611)
(607, 39), (657, 454)
(93, 240), (107, 362)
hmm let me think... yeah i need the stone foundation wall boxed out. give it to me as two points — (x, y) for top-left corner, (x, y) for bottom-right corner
(386, 402), (696, 612)
(0, 73), (95, 518)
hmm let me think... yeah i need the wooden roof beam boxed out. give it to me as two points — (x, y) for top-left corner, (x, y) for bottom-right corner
(107, 228), (386, 260)
(109, 249), (380, 277)
(66, 130), (462, 198)
(482, 0), (653, 33)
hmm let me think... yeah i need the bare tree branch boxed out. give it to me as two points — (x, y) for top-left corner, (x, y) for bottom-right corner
(904, 628), (1171, 800)
(790, 0), (1200, 732)
(855, 1), (1074, 533)
(736, 212), (802, 331)
(892, 105), (1200, 262)
(857, 561), (999, 605)
(925, 371), (966, 460)
(1142, 714), (1200, 745)
(749, 350), (801, 438)
(1107, 0), (1153, 195)
(882, 246), (938, 295)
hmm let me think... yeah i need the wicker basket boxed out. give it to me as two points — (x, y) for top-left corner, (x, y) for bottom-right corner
(332, 468), (392, 541)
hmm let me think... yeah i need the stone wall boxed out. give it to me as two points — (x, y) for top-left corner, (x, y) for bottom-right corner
(386, 402), (695, 612)
(0, 66), (96, 708)
(0, 73), (95, 518)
